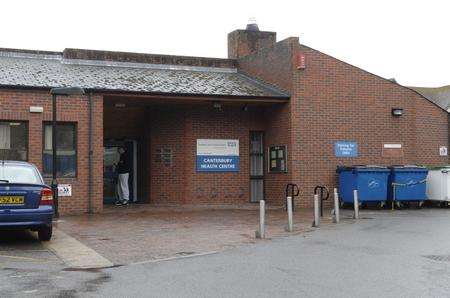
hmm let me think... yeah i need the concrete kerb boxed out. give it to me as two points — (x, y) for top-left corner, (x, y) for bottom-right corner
(43, 228), (114, 269)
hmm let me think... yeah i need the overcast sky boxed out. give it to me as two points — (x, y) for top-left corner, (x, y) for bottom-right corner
(1, 0), (448, 87)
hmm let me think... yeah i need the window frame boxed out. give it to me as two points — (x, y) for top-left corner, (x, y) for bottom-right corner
(0, 120), (29, 162)
(42, 121), (78, 178)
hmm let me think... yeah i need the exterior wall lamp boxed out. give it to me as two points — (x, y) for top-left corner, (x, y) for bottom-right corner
(392, 108), (404, 117)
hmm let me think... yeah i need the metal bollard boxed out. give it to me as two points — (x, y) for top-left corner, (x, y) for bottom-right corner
(353, 189), (359, 219)
(313, 194), (320, 227)
(255, 200), (266, 239)
(333, 188), (340, 223)
(286, 196), (293, 232)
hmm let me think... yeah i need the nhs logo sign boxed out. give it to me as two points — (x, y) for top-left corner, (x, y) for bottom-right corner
(196, 139), (239, 172)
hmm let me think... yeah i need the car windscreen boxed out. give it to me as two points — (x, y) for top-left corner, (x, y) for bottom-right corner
(0, 165), (43, 184)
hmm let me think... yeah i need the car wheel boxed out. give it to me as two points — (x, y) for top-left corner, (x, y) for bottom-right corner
(38, 225), (53, 241)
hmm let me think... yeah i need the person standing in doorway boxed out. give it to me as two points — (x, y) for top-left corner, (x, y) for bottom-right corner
(116, 147), (130, 206)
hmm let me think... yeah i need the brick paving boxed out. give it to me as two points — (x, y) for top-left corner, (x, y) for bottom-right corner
(55, 204), (353, 265)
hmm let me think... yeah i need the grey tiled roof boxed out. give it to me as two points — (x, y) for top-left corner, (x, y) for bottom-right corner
(410, 85), (450, 111)
(0, 52), (288, 98)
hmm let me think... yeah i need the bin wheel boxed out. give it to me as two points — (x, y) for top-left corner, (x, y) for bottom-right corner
(377, 201), (386, 209)
(440, 201), (449, 208)
(395, 201), (402, 209)
(417, 201), (424, 209)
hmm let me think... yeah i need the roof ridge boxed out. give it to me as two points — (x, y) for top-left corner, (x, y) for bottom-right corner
(0, 51), (61, 60)
(61, 58), (238, 74)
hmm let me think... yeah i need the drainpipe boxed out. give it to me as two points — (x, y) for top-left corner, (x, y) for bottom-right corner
(88, 92), (94, 214)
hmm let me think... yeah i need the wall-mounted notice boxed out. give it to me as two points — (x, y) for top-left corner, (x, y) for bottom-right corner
(58, 184), (72, 197)
(440, 146), (448, 156)
(196, 139), (239, 172)
(334, 141), (358, 157)
(382, 143), (404, 157)
(383, 144), (402, 149)
(268, 145), (287, 173)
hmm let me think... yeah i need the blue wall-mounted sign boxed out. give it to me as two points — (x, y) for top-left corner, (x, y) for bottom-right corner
(334, 141), (358, 157)
(196, 139), (239, 172)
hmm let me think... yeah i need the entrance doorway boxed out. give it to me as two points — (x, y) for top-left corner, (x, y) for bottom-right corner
(103, 139), (138, 204)
(250, 131), (264, 202)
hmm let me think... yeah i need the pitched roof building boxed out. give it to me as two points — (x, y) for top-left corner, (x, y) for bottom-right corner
(0, 23), (447, 215)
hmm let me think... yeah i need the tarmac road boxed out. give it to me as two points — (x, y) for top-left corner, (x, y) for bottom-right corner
(2, 209), (450, 297)
(97, 209), (450, 298)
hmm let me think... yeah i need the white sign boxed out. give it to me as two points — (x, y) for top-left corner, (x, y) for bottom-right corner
(58, 184), (72, 197)
(196, 139), (239, 172)
(196, 139), (239, 156)
(29, 106), (44, 113)
(383, 144), (402, 149)
(440, 146), (448, 156)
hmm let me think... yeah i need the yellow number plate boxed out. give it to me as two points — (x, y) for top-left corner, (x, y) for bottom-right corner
(0, 196), (25, 205)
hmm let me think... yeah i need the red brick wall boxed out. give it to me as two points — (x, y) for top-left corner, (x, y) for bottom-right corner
(292, 45), (449, 207)
(0, 89), (103, 215)
(147, 104), (265, 205)
(63, 49), (236, 68)
(236, 38), (299, 205)
(236, 37), (298, 93)
(228, 30), (276, 59)
(104, 105), (146, 140)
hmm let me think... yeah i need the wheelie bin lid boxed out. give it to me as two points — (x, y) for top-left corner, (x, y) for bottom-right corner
(427, 165), (450, 170)
(336, 165), (388, 173)
(388, 165), (428, 172)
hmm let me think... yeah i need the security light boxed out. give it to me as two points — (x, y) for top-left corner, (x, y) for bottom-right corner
(392, 108), (403, 117)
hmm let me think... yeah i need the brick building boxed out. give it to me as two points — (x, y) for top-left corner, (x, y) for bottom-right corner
(0, 23), (448, 215)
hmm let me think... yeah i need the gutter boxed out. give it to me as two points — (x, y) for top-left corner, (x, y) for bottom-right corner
(0, 85), (290, 101)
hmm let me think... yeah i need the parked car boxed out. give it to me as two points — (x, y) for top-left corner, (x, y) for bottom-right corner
(0, 161), (53, 241)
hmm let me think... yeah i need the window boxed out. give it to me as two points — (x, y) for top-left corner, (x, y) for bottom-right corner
(0, 121), (28, 161)
(0, 164), (43, 184)
(43, 123), (77, 177)
(268, 145), (287, 173)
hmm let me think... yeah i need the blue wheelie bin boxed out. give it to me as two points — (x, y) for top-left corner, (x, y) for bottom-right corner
(388, 165), (428, 207)
(337, 165), (390, 206)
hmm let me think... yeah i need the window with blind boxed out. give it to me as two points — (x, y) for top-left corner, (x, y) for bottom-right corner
(43, 122), (77, 177)
(0, 121), (28, 161)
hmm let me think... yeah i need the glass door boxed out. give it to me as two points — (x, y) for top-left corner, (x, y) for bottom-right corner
(250, 132), (264, 202)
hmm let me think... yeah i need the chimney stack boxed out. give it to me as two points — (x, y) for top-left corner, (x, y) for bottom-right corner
(227, 19), (276, 59)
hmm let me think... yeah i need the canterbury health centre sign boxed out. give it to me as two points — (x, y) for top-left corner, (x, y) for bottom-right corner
(196, 139), (239, 172)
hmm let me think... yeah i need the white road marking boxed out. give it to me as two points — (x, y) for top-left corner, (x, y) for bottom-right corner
(130, 251), (219, 266)
(0, 254), (46, 262)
